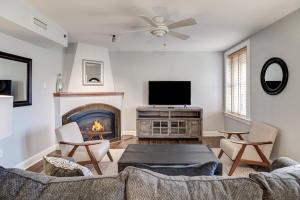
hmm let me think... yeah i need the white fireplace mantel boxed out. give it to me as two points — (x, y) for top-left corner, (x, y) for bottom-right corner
(54, 92), (124, 134)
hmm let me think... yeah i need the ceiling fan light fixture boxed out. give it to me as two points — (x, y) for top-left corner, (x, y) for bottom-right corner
(152, 16), (164, 24)
(151, 29), (167, 37)
(132, 11), (197, 41)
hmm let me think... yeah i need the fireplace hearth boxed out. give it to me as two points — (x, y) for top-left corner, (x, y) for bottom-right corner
(62, 103), (121, 142)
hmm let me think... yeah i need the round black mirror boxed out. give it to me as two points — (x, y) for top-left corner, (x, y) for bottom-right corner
(261, 57), (288, 95)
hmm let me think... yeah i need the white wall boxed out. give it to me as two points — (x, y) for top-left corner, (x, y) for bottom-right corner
(110, 51), (224, 132)
(0, 0), (67, 47)
(0, 31), (63, 167)
(224, 9), (300, 161)
(66, 43), (115, 92)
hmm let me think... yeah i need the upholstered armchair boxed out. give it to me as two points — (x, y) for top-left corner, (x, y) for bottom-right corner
(218, 122), (278, 176)
(55, 122), (113, 175)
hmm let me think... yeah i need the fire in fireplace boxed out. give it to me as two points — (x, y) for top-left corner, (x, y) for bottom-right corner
(62, 103), (121, 142)
(92, 120), (104, 132)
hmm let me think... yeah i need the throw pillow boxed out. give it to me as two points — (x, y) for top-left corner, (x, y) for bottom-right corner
(136, 161), (218, 176)
(43, 156), (93, 177)
(250, 164), (300, 200)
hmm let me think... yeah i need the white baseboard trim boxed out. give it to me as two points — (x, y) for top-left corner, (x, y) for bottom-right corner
(14, 144), (59, 169)
(122, 131), (136, 136)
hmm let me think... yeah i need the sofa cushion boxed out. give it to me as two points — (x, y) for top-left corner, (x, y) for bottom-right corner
(250, 164), (300, 200)
(0, 166), (53, 200)
(43, 156), (93, 177)
(136, 161), (218, 176)
(271, 157), (299, 171)
(124, 166), (263, 200)
(0, 166), (126, 200)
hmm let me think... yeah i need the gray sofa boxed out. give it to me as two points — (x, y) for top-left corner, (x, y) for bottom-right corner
(0, 157), (299, 200)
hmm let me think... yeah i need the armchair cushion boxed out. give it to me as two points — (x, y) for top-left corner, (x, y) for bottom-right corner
(55, 122), (110, 162)
(220, 139), (262, 161)
(56, 122), (84, 143)
(220, 123), (278, 163)
(248, 123), (278, 159)
(69, 140), (110, 162)
(56, 122), (84, 158)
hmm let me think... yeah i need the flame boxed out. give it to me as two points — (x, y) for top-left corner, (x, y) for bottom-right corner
(92, 120), (104, 132)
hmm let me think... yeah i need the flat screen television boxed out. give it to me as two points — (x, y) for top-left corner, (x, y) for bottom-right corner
(149, 81), (191, 105)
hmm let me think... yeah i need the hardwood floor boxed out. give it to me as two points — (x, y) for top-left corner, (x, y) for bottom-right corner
(26, 150), (61, 173)
(26, 136), (223, 173)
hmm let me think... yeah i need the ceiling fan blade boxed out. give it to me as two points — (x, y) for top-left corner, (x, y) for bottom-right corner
(167, 18), (197, 29)
(168, 31), (190, 40)
(139, 16), (157, 27)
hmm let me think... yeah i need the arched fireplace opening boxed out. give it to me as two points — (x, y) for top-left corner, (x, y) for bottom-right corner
(62, 103), (121, 142)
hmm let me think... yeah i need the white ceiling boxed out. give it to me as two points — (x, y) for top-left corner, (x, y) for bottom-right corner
(26, 0), (300, 51)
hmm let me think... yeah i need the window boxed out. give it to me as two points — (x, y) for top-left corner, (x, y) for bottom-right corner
(225, 47), (248, 117)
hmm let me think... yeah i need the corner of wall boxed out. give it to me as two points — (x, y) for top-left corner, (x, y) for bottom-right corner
(63, 43), (78, 91)
(64, 43), (115, 92)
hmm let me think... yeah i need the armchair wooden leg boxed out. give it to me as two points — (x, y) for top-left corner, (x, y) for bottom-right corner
(218, 149), (224, 159)
(85, 146), (102, 175)
(107, 150), (113, 162)
(254, 145), (271, 170)
(93, 163), (102, 175)
(237, 134), (244, 140)
(228, 144), (247, 176)
(92, 163), (102, 175)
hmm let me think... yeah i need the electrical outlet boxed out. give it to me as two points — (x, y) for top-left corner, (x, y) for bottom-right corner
(0, 149), (3, 158)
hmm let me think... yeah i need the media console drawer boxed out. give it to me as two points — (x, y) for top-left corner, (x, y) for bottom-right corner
(136, 107), (202, 140)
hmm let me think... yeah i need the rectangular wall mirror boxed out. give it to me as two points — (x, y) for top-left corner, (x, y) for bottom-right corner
(82, 59), (104, 86)
(0, 51), (32, 107)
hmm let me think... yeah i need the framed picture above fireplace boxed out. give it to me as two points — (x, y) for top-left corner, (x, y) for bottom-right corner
(82, 59), (104, 86)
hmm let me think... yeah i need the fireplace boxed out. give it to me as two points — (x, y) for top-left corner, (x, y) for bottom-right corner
(62, 103), (121, 142)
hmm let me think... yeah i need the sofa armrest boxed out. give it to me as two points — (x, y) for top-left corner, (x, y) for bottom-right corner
(271, 157), (299, 171)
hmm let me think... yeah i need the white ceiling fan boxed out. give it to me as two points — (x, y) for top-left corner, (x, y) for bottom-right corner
(97, 7), (197, 44)
(135, 15), (197, 40)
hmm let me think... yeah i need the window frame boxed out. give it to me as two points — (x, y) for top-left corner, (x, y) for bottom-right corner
(224, 40), (251, 123)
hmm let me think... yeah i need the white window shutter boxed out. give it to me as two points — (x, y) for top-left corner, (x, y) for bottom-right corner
(226, 48), (247, 117)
